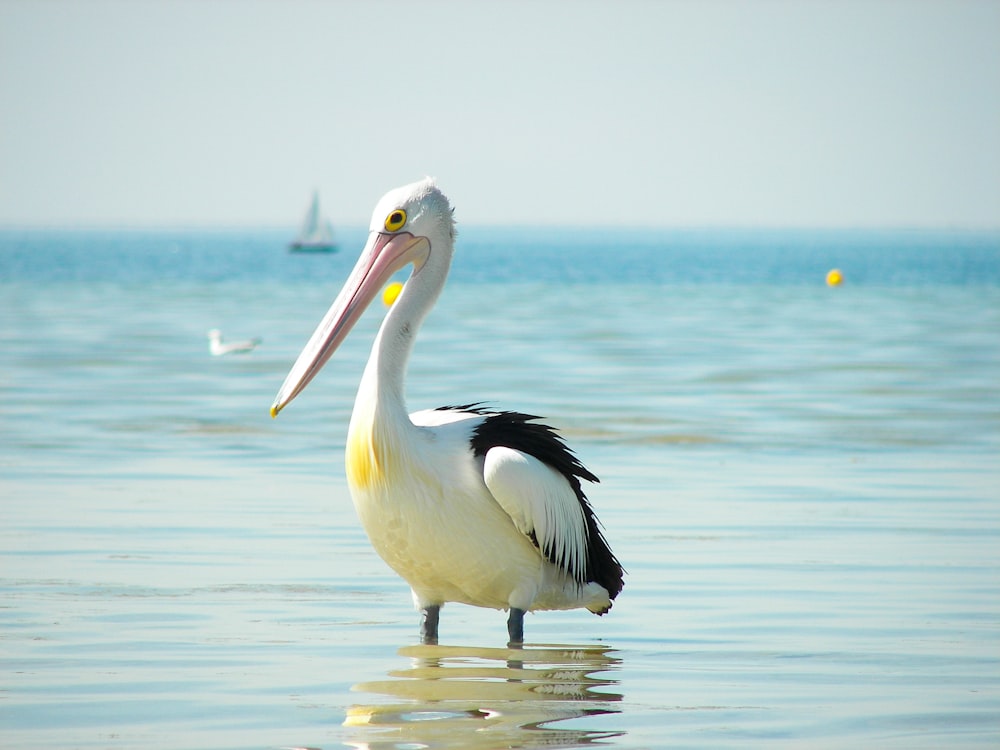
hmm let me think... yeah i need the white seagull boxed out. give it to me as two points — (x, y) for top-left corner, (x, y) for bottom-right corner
(270, 179), (623, 645)
(208, 329), (261, 356)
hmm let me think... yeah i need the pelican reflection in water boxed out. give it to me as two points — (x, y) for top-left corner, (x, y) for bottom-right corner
(345, 643), (623, 748)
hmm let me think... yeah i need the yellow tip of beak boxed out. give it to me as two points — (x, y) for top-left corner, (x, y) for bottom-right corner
(270, 405), (280, 419)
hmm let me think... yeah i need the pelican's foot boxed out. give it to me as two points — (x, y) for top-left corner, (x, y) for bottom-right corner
(420, 605), (440, 644)
(507, 607), (525, 647)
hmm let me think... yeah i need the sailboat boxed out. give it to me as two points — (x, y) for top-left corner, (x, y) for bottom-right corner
(289, 191), (336, 253)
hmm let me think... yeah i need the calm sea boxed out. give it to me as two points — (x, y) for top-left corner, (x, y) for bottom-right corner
(2, 227), (999, 748)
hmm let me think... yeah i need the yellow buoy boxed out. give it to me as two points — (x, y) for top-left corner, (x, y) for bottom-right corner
(382, 281), (404, 306)
(826, 268), (844, 287)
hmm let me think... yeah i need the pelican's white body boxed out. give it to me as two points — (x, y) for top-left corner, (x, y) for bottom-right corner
(347, 398), (610, 614)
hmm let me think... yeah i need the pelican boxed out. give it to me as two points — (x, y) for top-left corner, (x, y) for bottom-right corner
(208, 329), (261, 356)
(271, 179), (623, 645)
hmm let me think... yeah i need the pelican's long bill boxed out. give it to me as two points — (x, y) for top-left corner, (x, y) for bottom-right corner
(270, 230), (430, 417)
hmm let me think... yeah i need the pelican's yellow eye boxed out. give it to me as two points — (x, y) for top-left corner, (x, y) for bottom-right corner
(384, 209), (407, 232)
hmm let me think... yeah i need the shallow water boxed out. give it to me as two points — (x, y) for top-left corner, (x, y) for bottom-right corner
(2, 230), (999, 747)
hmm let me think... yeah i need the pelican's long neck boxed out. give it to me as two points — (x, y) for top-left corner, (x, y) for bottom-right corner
(347, 235), (452, 490)
(362, 269), (440, 419)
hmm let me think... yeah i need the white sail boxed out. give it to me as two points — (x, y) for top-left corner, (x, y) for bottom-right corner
(290, 191), (336, 252)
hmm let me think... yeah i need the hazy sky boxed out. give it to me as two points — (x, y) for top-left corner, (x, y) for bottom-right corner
(1, 0), (998, 228)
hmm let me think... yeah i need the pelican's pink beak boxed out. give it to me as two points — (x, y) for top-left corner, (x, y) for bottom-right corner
(270, 231), (430, 417)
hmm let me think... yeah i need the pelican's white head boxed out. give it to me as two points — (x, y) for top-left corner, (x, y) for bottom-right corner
(270, 179), (457, 416)
(369, 177), (455, 246)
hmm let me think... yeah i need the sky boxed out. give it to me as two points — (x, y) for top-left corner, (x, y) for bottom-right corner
(1, 0), (998, 228)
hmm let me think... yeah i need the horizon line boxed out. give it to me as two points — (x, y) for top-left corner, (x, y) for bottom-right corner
(1, 221), (998, 234)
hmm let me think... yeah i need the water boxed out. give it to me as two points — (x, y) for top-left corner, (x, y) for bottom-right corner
(2, 228), (999, 748)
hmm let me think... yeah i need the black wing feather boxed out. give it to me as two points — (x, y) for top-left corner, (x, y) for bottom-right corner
(442, 404), (625, 600)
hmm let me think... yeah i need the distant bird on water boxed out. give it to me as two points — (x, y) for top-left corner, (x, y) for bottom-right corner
(208, 329), (261, 356)
(270, 179), (623, 645)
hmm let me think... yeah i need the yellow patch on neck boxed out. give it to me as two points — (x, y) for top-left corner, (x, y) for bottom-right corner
(346, 418), (382, 490)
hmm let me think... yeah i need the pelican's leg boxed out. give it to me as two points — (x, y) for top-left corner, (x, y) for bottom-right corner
(507, 607), (525, 646)
(420, 605), (440, 644)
